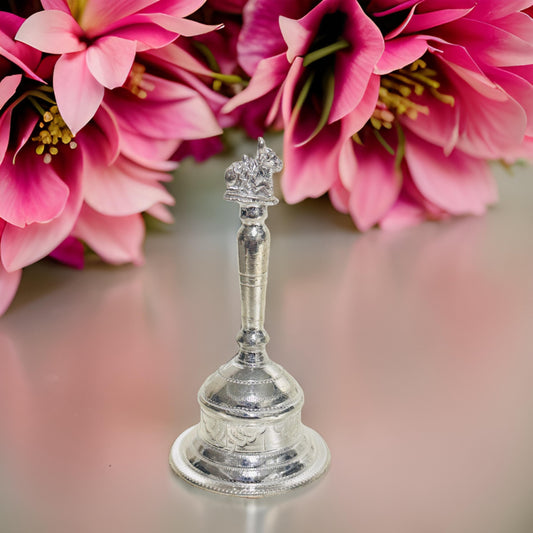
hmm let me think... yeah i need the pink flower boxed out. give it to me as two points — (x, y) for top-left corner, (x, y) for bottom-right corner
(0, 10), (223, 315)
(15, 0), (217, 134)
(327, 0), (533, 229)
(224, 0), (384, 202)
(150, 4), (263, 161)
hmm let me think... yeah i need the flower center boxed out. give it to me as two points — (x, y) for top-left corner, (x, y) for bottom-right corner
(31, 103), (76, 164)
(371, 58), (455, 130)
(125, 63), (155, 99)
(67, 0), (88, 22)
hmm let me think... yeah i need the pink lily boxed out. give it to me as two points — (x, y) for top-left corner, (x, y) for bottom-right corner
(331, 0), (532, 229)
(15, 0), (218, 134)
(224, 0), (384, 201)
(367, 0), (533, 159)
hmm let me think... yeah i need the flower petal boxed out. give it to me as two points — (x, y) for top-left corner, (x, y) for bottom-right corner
(73, 205), (145, 266)
(0, 262), (21, 316)
(54, 50), (105, 134)
(471, 0), (533, 21)
(15, 10), (84, 54)
(238, 0), (312, 75)
(441, 18), (533, 67)
(105, 77), (222, 140)
(41, 0), (70, 12)
(83, 156), (175, 217)
(0, 12), (43, 78)
(86, 36), (137, 89)
(349, 133), (402, 231)
(1, 148), (83, 271)
(0, 74), (20, 112)
(223, 53), (288, 114)
(330, 0), (385, 121)
(79, 0), (159, 33)
(404, 7), (473, 34)
(404, 132), (498, 215)
(99, 17), (177, 51)
(0, 148), (69, 227)
(141, 14), (221, 37)
(376, 36), (429, 74)
(49, 236), (85, 269)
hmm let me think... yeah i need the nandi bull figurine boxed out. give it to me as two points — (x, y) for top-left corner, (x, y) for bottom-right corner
(170, 137), (330, 497)
(224, 137), (282, 205)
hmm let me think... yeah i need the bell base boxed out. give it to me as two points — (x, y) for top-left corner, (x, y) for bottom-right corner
(170, 425), (330, 498)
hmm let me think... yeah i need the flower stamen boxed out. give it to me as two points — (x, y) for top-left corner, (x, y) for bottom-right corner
(126, 63), (155, 99)
(371, 58), (455, 129)
(31, 104), (76, 163)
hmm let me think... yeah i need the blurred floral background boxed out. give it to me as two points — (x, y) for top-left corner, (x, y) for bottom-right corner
(0, 0), (532, 315)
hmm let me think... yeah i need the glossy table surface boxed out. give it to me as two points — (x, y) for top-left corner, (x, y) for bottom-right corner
(1, 137), (533, 533)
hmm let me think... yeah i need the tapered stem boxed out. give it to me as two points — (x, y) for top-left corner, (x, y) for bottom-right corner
(236, 205), (270, 365)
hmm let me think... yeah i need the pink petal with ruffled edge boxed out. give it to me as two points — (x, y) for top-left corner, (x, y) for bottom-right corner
(0, 262), (21, 316)
(86, 35), (137, 89)
(348, 133), (402, 231)
(404, 132), (498, 215)
(49, 236), (85, 269)
(1, 149), (83, 271)
(73, 205), (145, 266)
(54, 50), (105, 135)
(0, 148), (69, 228)
(15, 10), (84, 54)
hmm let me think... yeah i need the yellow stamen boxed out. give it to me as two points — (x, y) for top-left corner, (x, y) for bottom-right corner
(31, 103), (75, 160)
(126, 63), (155, 99)
(370, 58), (454, 131)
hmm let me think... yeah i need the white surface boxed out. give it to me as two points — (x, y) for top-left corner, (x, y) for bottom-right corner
(1, 138), (532, 533)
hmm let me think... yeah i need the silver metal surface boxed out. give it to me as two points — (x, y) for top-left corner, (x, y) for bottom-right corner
(169, 138), (330, 496)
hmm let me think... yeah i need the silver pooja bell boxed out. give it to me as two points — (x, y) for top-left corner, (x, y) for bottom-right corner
(169, 138), (330, 497)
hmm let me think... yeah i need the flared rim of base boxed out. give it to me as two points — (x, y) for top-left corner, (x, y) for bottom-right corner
(169, 426), (330, 498)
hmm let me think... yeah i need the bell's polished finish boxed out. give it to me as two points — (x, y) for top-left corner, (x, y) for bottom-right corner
(169, 138), (330, 497)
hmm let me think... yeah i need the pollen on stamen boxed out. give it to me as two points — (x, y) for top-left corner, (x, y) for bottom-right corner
(126, 63), (155, 99)
(31, 104), (76, 160)
(372, 58), (454, 130)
